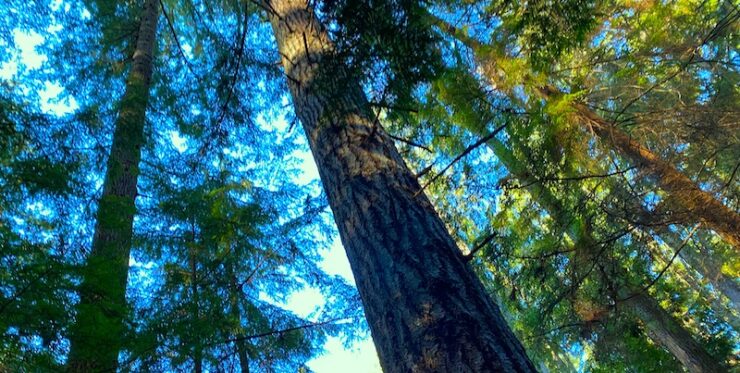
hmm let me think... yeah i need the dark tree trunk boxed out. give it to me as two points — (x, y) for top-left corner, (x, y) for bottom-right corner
(66, 0), (159, 371)
(190, 246), (203, 373)
(624, 293), (726, 373)
(229, 273), (251, 373)
(234, 316), (251, 373)
(263, 0), (535, 371)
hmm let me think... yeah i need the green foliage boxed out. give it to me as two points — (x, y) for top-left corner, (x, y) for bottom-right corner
(1, 0), (738, 371)
(321, 0), (444, 106)
(490, 0), (599, 71)
(0, 92), (77, 371)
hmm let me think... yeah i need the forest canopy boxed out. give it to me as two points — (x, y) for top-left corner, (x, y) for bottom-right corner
(0, 0), (738, 371)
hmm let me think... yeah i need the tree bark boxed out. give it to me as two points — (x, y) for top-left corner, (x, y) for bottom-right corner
(428, 12), (740, 251)
(190, 245), (203, 373)
(623, 293), (726, 373)
(263, 0), (535, 371)
(66, 0), (159, 370)
(234, 316), (251, 373)
(229, 273), (251, 373)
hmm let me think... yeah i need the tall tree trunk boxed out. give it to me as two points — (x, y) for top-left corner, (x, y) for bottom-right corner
(234, 313), (251, 373)
(428, 12), (740, 251)
(263, 0), (535, 371)
(229, 272), (251, 373)
(66, 0), (159, 370)
(623, 293), (726, 373)
(190, 244), (203, 373)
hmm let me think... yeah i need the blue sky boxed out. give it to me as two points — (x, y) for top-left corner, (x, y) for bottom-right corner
(2, 26), (381, 372)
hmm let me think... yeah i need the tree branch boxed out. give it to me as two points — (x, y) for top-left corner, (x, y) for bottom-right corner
(416, 123), (508, 196)
(387, 133), (432, 153)
(463, 232), (498, 262)
(617, 224), (700, 303)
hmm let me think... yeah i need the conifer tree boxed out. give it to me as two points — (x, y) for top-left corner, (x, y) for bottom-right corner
(67, 0), (160, 369)
(262, 0), (536, 370)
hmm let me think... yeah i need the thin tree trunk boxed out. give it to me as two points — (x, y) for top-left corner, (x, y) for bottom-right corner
(623, 293), (726, 373)
(669, 233), (740, 313)
(190, 244), (203, 373)
(428, 12), (740, 251)
(234, 316), (251, 373)
(641, 229), (740, 331)
(460, 121), (725, 370)
(66, 0), (159, 370)
(263, 0), (535, 371)
(229, 273), (251, 373)
(568, 100), (740, 250)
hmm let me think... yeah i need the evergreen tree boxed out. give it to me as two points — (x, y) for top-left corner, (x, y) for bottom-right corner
(66, 0), (160, 369)
(263, 0), (537, 370)
(1, 0), (736, 371)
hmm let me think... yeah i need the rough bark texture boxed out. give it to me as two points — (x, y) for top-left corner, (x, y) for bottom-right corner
(264, 0), (535, 371)
(624, 293), (726, 373)
(66, 0), (159, 370)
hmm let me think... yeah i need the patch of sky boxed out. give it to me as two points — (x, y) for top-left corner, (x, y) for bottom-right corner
(180, 43), (193, 59)
(308, 337), (381, 373)
(643, 191), (662, 212)
(698, 181), (712, 192)
(168, 130), (188, 153)
(610, 33), (629, 58)
(512, 85), (529, 104)
(0, 30), (45, 79)
(591, 21), (610, 48)
(39, 81), (78, 115)
(696, 68), (713, 104)
(727, 49), (739, 67)
(1, 29), (79, 115)
(12, 216), (25, 227)
(574, 342), (589, 372)
(25, 200), (52, 217)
